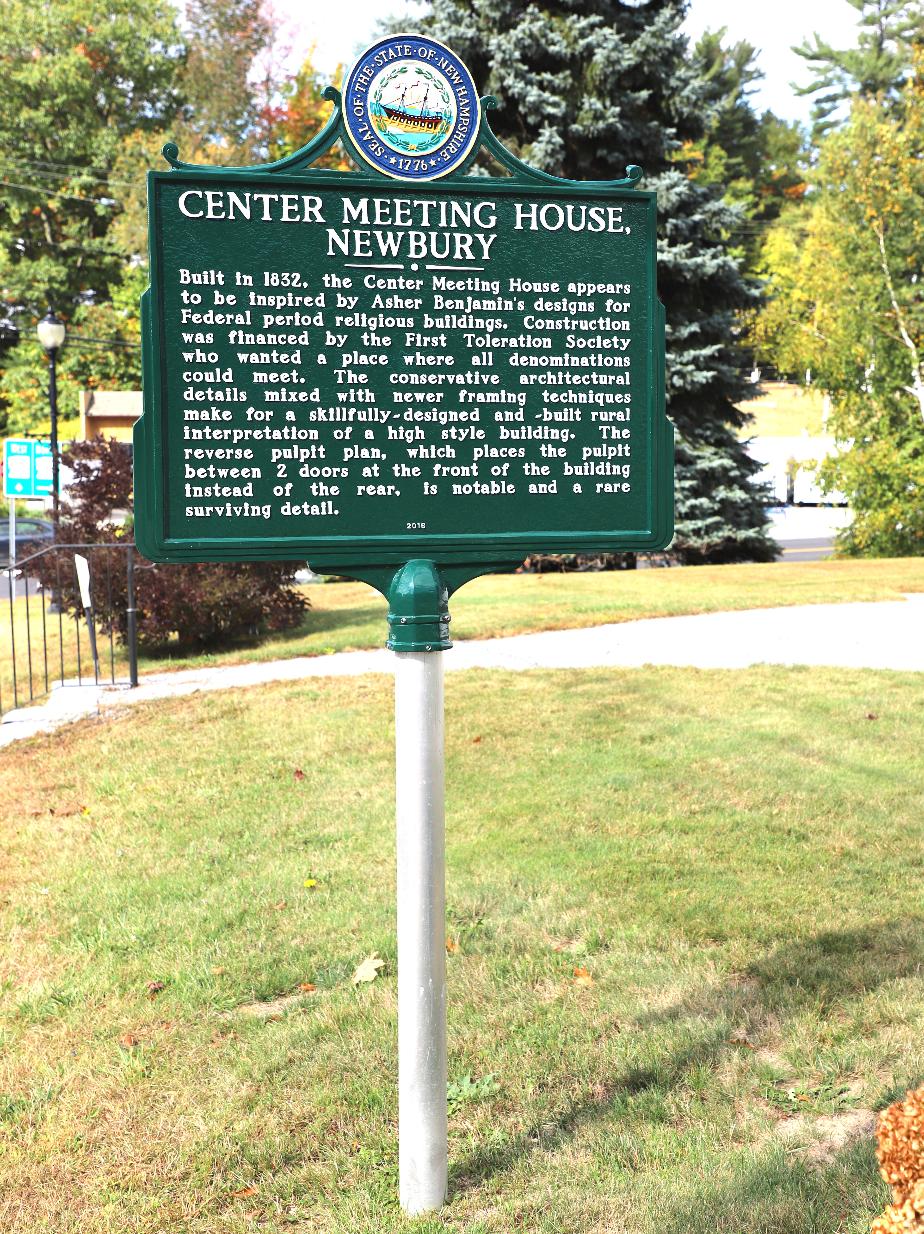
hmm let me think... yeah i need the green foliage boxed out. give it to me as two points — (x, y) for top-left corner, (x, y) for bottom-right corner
(425, 0), (776, 563)
(446, 1072), (501, 1111)
(266, 56), (353, 170)
(754, 62), (924, 556)
(0, 0), (279, 435)
(689, 31), (808, 241)
(107, 3), (280, 260)
(794, 0), (924, 137)
(0, 0), (184, 317)
(690, 30), (766, 200)
(180, 0), (273, 161)
(0, 266), (144, 436)
(820, 440), (924, 557)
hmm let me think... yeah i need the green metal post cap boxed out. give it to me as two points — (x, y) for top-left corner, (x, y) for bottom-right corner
(387, 559), (452, 653)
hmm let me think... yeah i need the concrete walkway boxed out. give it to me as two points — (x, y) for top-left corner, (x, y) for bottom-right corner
(2, 594), (923, 748)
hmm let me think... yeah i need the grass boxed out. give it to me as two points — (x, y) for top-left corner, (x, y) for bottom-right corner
(738, 383), (826, 438)
(134, 556), (924, 673)
(0, 587), (130, 711)
(5, 555), (924, 704)
(1, 663), (922, 1231)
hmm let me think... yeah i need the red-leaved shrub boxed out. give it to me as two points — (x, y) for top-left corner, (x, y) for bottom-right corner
(35, 438), (307, 650)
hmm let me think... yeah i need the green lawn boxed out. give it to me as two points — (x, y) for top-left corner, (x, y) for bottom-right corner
(4, 556), (924, 710)
(737, 382), (826, 438)
(144, 556), (924, 672)
(1, 664), (921, 1231)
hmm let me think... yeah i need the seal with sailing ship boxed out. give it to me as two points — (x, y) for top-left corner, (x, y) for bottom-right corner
(343, 35), (481, 180)
(371, 65), (454, 153)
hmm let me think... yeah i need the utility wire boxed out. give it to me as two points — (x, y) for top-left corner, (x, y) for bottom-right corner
(6, 334), (140, 350)
(67, 335), (140, 349)
(4, 142), (126, 176)
(0, 156), (136, 190)
(0, 163), (126, 192)
(0, 179), (119, 207)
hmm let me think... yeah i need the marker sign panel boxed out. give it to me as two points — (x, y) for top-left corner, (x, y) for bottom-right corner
(135, 164), (672, 569)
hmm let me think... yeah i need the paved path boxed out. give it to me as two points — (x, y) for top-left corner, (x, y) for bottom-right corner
(2, 594), (922, 748)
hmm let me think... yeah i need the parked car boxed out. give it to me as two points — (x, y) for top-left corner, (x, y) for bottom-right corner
(0, 517), (55, 567)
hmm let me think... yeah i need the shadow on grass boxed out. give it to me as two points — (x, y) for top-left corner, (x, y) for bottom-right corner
(450, 919), (924, 1205)
(656, 1136), (886, 1234)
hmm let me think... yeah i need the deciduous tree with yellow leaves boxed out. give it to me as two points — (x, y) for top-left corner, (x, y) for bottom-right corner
(754, 54), (924, 556)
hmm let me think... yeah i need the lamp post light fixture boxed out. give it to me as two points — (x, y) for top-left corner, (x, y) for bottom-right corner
(36, 308), (66, 530)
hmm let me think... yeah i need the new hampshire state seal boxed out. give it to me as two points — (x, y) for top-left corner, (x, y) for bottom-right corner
(343, 35), (481, 181)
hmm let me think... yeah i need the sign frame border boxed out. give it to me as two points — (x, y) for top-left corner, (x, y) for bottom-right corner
(135, 91), (673, 571)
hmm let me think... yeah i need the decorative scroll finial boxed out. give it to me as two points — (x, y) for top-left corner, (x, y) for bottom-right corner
(158, 89), (643, 188)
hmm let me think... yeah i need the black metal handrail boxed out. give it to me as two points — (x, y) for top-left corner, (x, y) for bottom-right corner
(2, 541), (138, 718)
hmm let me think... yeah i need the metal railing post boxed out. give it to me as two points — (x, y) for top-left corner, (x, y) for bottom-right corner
(126, 546), (139, 688)
(0, 542), (141, 720)
(6, 568), (17, 710)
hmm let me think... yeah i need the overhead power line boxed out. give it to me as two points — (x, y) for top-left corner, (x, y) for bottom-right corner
(67, 334), (140, 349)
(0, 156), (136, 190)
(0, 179), (119, 207)
(5, 142), (124, 176)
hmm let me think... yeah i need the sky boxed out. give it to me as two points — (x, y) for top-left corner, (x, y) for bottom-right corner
(268, 0), (861, 124)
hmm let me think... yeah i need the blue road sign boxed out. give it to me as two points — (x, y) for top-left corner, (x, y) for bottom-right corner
(3, 439), (53, 499)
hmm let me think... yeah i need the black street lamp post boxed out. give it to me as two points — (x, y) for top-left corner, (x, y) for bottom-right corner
(36, 309), (66, 531)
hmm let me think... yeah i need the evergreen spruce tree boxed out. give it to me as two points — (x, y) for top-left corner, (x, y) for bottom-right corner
(425, 0), (776, 562)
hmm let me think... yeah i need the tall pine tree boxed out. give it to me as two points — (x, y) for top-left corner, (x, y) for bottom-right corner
(794, 0), (924, 138)
(425, 0), (775, 563)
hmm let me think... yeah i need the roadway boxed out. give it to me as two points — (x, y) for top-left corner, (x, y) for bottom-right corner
(767, 505), (851, 563)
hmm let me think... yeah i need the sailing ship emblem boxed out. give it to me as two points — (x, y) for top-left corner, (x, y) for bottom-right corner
(343, 35), (481, 181)
(371, 65), (454, 155)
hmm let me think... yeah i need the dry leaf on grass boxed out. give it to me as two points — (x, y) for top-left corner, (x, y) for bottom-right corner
(231, 1185), (258, 1198)
(118, 1032), (140, 1050)
(352, 954), (385, 984)
(298, 982), (316, 993)
(446, 937), (460, 954)
(572, 966), (594, 987)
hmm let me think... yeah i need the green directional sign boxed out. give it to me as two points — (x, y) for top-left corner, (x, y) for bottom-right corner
(3, 438), (54, 499)
(135, 86), (672, 580)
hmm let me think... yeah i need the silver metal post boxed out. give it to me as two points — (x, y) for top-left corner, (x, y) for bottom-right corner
(395, 649), (447, 1215)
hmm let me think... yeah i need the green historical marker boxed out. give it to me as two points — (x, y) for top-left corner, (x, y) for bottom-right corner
(134, 32), (673, 1217)
(134, 48), (672, 590)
